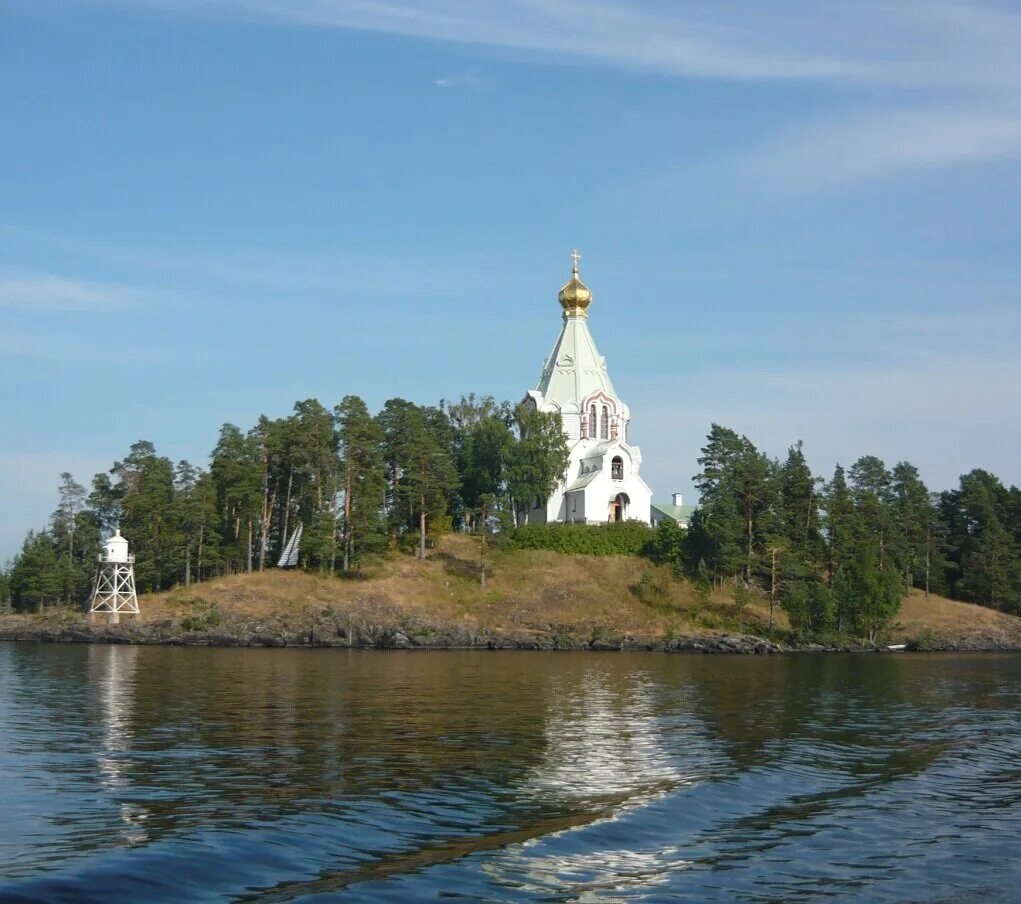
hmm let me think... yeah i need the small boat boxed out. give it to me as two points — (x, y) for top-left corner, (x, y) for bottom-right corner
(886, 643), (907, 652)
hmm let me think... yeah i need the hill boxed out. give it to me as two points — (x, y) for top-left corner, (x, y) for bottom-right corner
(3, 535), (1021, 651)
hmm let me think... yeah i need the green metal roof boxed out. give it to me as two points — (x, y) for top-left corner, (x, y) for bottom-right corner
(651, 502), (696, 522)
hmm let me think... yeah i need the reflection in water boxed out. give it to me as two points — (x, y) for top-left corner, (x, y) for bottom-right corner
(88, 645), (149, 845)
(0, 647), (1019, 903)
(526, 668), (689, 800)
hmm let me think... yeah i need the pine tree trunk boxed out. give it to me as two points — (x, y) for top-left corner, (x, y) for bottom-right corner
(281, 466), (294, 558)
(185, 541), (191, 588)
(259, 453), (269, 572)
(197, 524), (204, 583)
(420, 505), (427, 560)
(246, 520), (253, 573)
(924, 526), (931, 599)
(343, 459), (353, 572)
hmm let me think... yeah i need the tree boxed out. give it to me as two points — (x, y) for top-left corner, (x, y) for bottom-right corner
(378, 399), (458, 558)
(648, 518), (685, 575)
(50, 472), (98, 605)
(449, 395), (514, 529)
(940, 469), (1021, 611)
(174, 461), (218, 587)
(891, 462), (937, 592)
(849, 455), (896, 573)
(823, 466), (857, 601)
(476, 493), (497, 587)
(691, 424), (773, 584)
(210, 425), (262, 575)
(9, 531), (62, 612)
(335, 395), (387, 571)
(775, 442), (823, 577)
(505, 403), (570, 526)
(114, 441), (180, 592)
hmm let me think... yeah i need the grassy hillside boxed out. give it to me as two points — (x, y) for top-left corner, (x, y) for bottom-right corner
(134, 534), (1021, 648)
(6, 534), (1020, 649)
(143, 533), (774, 642)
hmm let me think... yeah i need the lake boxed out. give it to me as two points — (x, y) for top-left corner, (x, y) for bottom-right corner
(1, 644), (1019, 902)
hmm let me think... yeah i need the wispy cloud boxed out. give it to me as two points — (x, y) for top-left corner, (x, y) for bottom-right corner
(434, 68), (489, 91)
(108, 1), (1021, 88)
(646, 102), (1021, 214)
(0, 271), (155, 312)
(98, 0), (1021, 193)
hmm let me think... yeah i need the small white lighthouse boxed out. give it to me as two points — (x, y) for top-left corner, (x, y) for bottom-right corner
(89, 529), (140, 624)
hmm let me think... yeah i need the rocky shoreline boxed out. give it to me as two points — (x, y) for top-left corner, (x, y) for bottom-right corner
(3, 614), (1015, 653)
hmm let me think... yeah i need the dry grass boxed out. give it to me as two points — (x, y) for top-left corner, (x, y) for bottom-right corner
(889, 588), (1021, 647)
(136, 536), (1020, 646)
(140, 534), (783, 640)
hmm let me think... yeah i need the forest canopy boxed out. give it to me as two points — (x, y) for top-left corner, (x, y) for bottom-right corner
(3, 407), (1020, 638)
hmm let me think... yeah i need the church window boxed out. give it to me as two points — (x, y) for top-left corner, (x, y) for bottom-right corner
(611, 456), (623, 480)
(600, 406), (609, 440)
(589, 405), (597, 439)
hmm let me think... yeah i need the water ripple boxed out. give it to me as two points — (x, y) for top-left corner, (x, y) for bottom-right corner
(1, 646), (1020, 902)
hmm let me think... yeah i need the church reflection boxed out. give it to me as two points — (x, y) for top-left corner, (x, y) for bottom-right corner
(524, 665), (708, 803)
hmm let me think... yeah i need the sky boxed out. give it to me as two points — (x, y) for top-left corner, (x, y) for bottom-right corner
(2, 0), (1021, 561)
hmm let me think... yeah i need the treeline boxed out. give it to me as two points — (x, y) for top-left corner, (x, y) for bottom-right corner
(3, 395), (569, 612)
(4, 413), (1020, 636)
(670, 424), (1021, 639)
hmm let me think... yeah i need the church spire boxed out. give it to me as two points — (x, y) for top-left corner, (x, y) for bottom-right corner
(558, 248), (592, 317)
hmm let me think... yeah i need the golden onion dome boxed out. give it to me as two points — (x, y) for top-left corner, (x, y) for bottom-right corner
(558, 250), (592, 316)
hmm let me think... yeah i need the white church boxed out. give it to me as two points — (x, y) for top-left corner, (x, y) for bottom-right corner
(523, 252), (654, 525)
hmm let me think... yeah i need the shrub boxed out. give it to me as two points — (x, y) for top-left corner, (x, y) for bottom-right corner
(507, 521), (655, 556)
(180, 603), (222, 632)
(630, 566), (675, 610)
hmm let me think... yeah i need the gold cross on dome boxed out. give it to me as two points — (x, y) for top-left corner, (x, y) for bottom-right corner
(570, 249), (581, 271)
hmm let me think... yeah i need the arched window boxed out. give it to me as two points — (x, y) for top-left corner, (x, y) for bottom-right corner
(611, 456), (623, 480)
(601, 405), (609, 440)
(590, 405), (597, 439)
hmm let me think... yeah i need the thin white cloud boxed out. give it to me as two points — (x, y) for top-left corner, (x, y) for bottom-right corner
(104, 0), (1020, 87)
(0, 272), (153, 312)
(93, 0), (1021, 190)
(704, 105), (1021, 200)
(434, 69), (489, 91)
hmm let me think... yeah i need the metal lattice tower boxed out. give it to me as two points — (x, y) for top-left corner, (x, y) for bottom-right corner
(89, 529), (140, 624)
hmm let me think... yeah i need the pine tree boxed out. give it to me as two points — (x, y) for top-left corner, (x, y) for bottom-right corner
(9, 531), (62, 612)
(114, 442), (179, 592)
(335, 395), (386, 570)
(210, 425), (262, 574)
(891, 462), (938, 593)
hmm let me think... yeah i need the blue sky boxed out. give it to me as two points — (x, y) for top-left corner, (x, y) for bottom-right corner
(3, 0), (1021, 560)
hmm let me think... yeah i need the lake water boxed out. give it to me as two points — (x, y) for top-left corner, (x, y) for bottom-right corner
(1, 644), (1020, 902)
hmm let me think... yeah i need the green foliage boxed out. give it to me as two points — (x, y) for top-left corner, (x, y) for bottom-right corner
(507, 521), (655, 556)
(647, 518), (685, 574)
(505, 404), (570, 523)
(692, 560), (712, 611)
(905, 629), (939, 651)
(180, 603), (222, 632)
(335, 395), (387, 569)
(9, 531), (63, 612)
(11, 402), (1021, 636)
(630, 566), (675, 611)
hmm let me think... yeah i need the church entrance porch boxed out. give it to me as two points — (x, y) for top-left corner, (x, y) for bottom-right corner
(609, 492), (630, 522)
